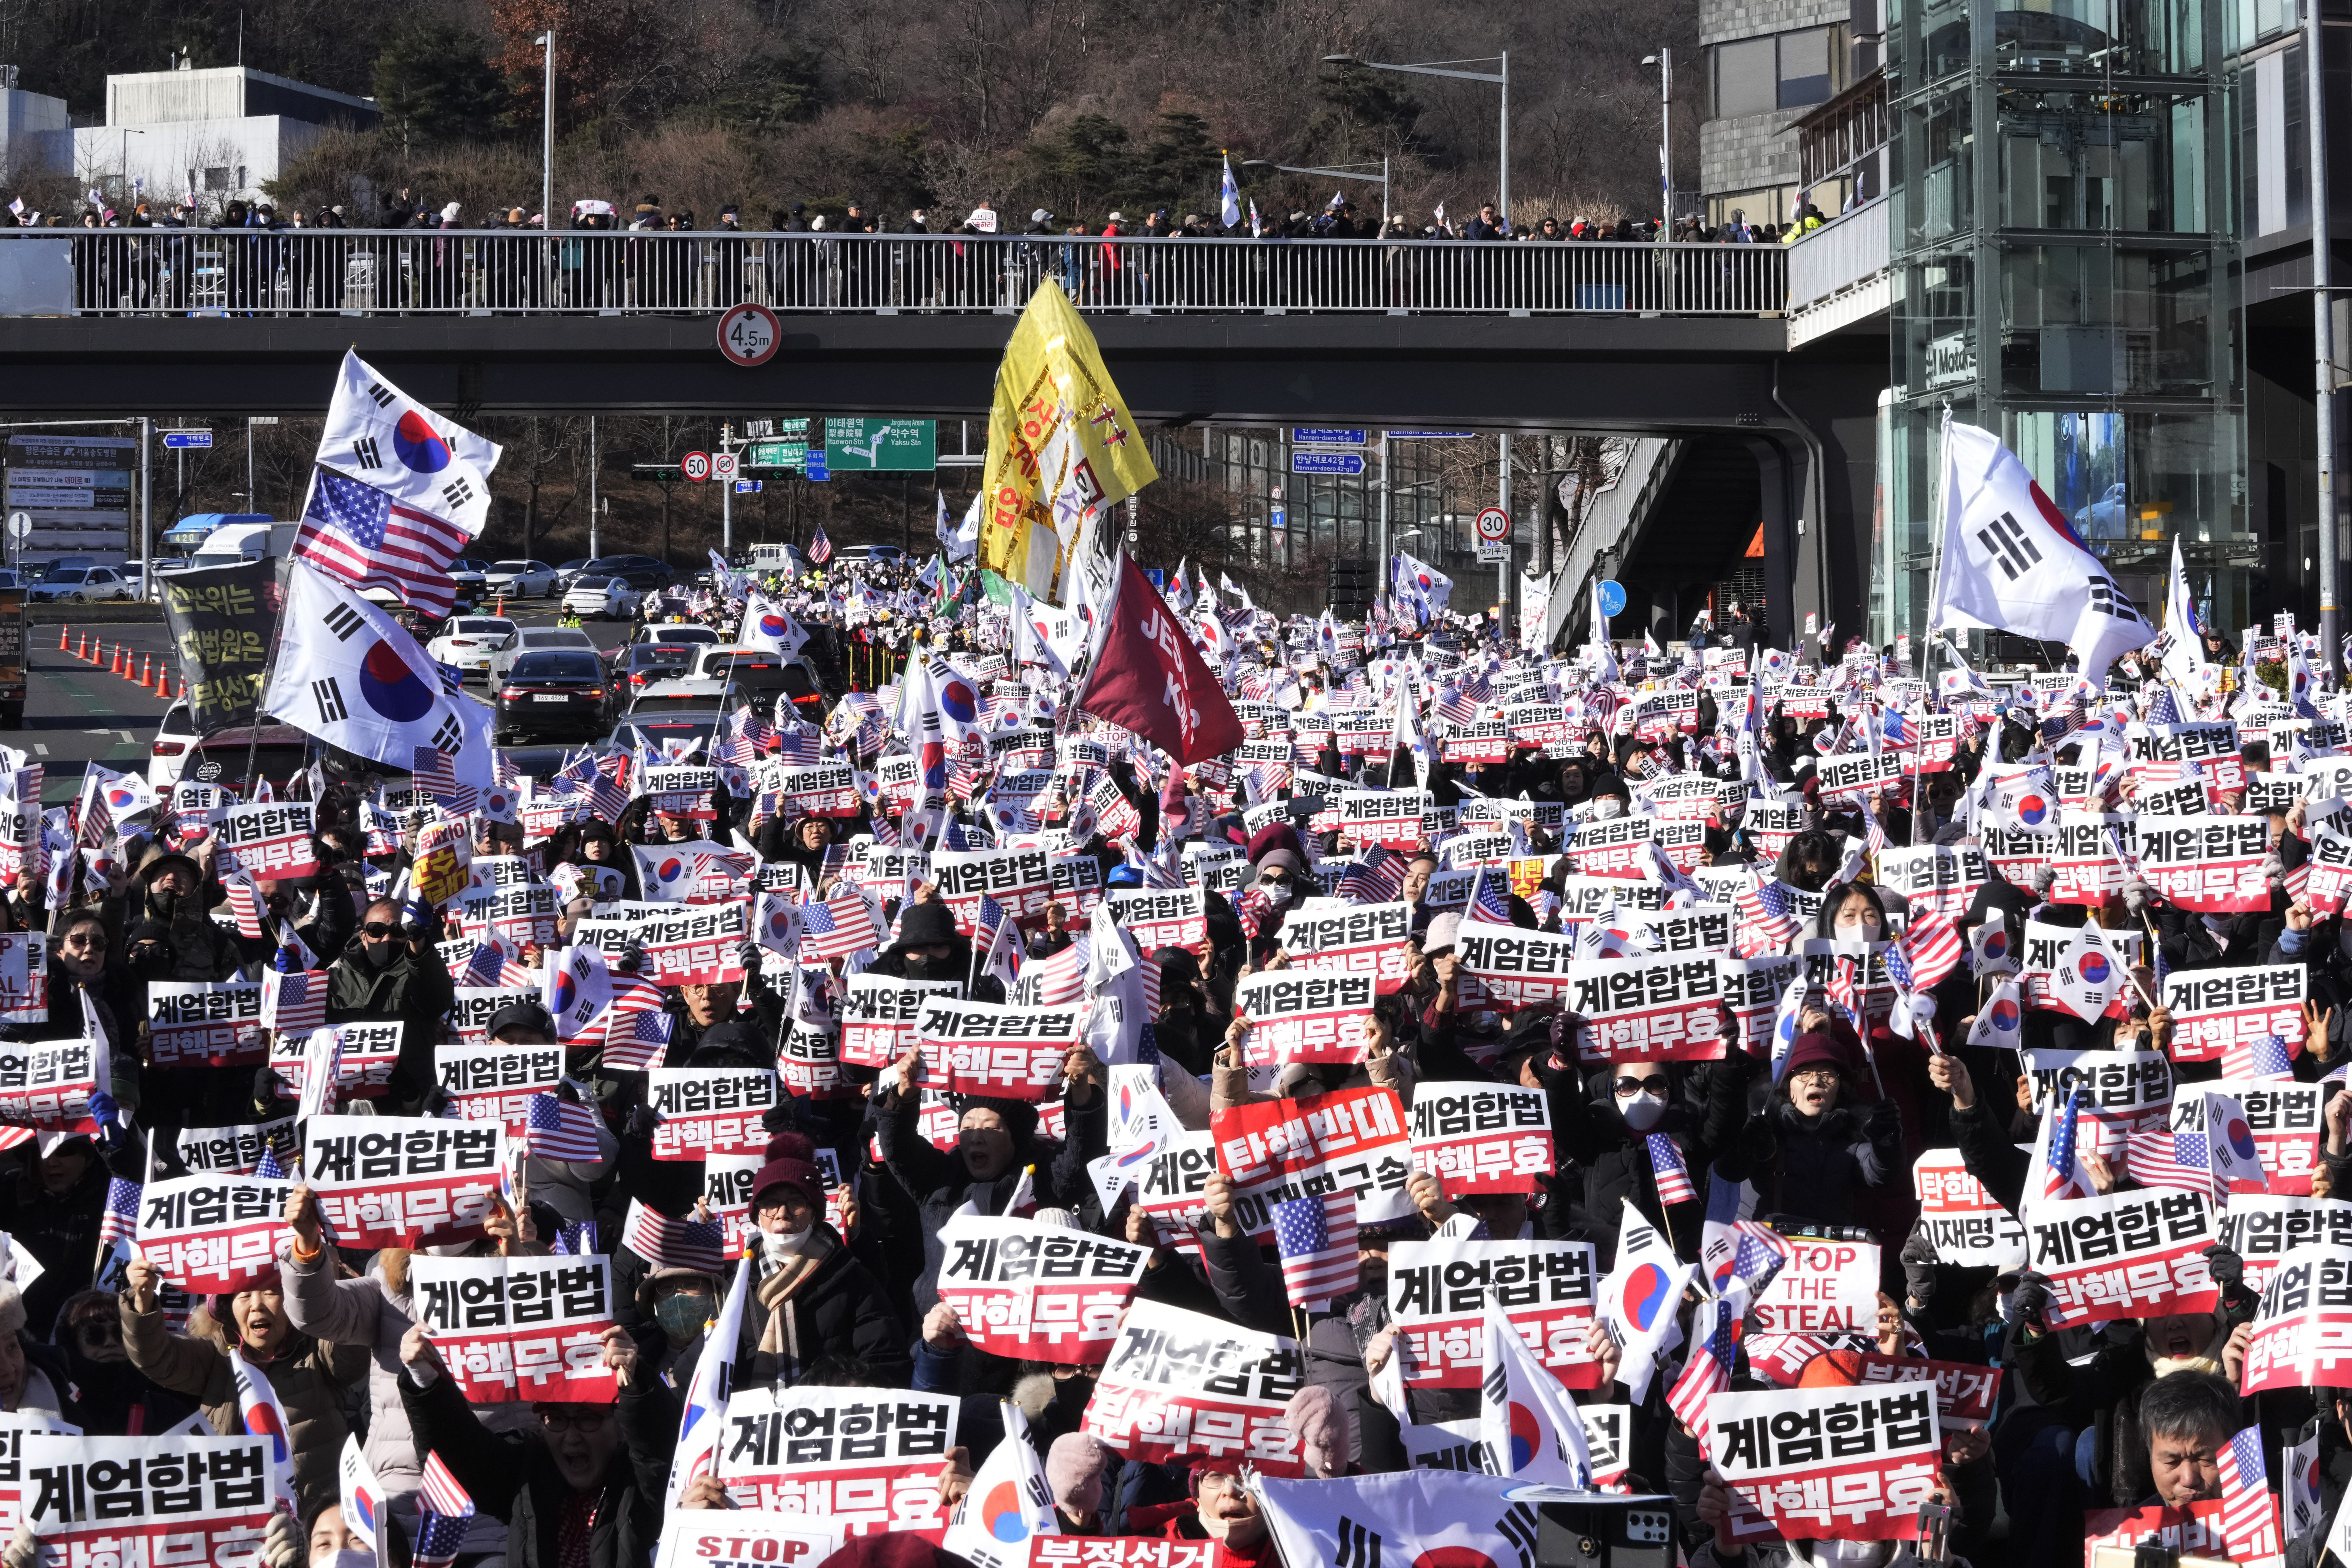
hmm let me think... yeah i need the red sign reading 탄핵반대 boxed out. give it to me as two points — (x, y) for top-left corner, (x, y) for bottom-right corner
(1705, 1382), (1944, 1543)
(914, 997), (1085, 1101)
(646, 1068), (780, 1161)
(2240, 1243), (2352, 1394)
(134, 1175), (291, 1297)
(931, 1213), (1153, 1365)
(408, 1253), (622, 1403)
(23, 1434), (280, 1568)
(716, 1386), (959, 1535)
(1081, 1301), (1305, 1475)
(1211, 1085), (1417, 1228)
(2025, 1187), (2221, 1325)
(1407, 1082), (1554, 1194)
(1384, 1236), (1602, 1391)
(299, 1114), (506, 1250)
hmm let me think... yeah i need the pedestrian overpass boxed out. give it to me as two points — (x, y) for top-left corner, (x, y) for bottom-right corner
(0, 226), (1890, 647)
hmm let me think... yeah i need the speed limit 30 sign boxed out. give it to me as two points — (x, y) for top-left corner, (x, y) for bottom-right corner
(1475, 506), (1511, 543)
(716, 303), (781, 367)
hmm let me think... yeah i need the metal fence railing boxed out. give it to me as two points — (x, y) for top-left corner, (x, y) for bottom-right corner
(0, 229), (1790, 318)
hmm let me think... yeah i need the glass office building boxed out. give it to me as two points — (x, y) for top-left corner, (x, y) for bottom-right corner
(1873, 0), (2251, 649)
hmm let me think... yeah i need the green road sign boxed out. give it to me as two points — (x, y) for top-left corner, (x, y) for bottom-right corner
(747, 440), (807, 470)
(824, 419), (936, 471)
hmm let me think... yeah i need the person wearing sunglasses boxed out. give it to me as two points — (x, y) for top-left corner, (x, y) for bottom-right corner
(323, 896), (454, 1113)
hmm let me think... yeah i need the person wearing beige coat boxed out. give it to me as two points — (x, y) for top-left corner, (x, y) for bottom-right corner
(116, 1256), (370, 1517)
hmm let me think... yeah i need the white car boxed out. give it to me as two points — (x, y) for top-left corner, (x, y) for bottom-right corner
(485, 560), (560, 598)
(149, 700), (201, 788)
(488, 626), (601, 686)
(29, 566), (132, 603)
(426, 617), (519, 681)
(631, 622), (720, 649)
(562, 577), (635, 620)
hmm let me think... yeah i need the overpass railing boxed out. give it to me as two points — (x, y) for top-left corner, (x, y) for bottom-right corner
(0, 229), (1790, 318)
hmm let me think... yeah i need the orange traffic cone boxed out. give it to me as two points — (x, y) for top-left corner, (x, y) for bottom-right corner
(71, 633), (85, 661)
(55, 625), (67, 651)
(108, 645), (122, 676)
(136, 654), (150, 688)
(494, 594), (506, 617)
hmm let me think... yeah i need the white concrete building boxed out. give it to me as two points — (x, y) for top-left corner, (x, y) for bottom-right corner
(69, 63), (376, 209)
(0, 67), (71, 184)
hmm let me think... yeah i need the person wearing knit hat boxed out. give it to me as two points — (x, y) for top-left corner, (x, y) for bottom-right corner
(1043, 1433), (1110, 1530)
(1712, 1014), (1902, 1232)
(724, 1128), (908, 1386)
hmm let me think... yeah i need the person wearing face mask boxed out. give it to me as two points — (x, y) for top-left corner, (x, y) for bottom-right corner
(628, 1262), (723, 1386)
(731, 1135), (908, 1386)
(323, 896), (454, 1112)
(1585, 775), (1632, 821)
(119, 845), (241, 982)
(117, 1256), (365, 1514)
(864, 899), (994, 995)
(397, 1321), (675, 1568)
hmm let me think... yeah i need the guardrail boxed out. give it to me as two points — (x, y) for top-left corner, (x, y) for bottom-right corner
(0, 229), (1790, 318)
(1785, 199), (1888, 311)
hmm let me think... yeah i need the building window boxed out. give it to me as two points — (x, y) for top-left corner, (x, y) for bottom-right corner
(203, 167), (231, 190)
(1713, 27), (1850, 118)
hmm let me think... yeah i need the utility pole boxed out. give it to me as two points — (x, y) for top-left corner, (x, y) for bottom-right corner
(719, 422), (738, 554)
(588, 416), (598, 558)
(2311, 0), (2339, 679)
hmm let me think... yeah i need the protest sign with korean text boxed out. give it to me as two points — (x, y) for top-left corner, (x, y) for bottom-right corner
(134, 1174), (291, 1296)
(0, 1040), (102, 1133)
(1848, 1354), (2000, 1431)
(1081, 1301), (1304, 1475)
(2025, 1187), (2220, 1324)
(408, 1252), (621, 1403)
(434, 1043), (565, 1134)
(1721, 954), (1805, 1056)
(1408, 1083), (1553, 1194)
(838, 976), (962, 1070)
(642, 766), (718, 819)
(2220, 1195), (2352, 1294)
(213, 802), (318, 880)
(578, 903), (748, 988)
(915, 998), (1084, 1100)
(1386, 1236), (1601, 1391)
(931, 848), (1054, 932)
(146, 982), (265, 1069)
(1106, 888), (1211, 961)
(647, 1068), (780, 1161)
(1566, 953), (1728, 1063)
(273, 1022), (401, 1100)
(1277, 902), (1413, 994)
(1706, 1382), (1942, 1543)
(1233, 970), (1375, 1068)
(174, 1119), (296, 1179)
(2244, 1244), (2352, 1394)
(1565, 816), (1659, 880)
(932, 1213), (1152, 1365)
(299, 1115), (505, 1249)
(1872, 846), (1987, 919)
(2134, 815), (2271, 913)
(1211, 1086), (1415, 1227)
(23, 1434), (278, 1567)
(2050, 811), (2135, 904)
(2161, 965), (2306, 1064)
(1911, 1150), (2029, 1269)
(716, 1386), (958, 1533)
(2170, 1078), (2322, 1194)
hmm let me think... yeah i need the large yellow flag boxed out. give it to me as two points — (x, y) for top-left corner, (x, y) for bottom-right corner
(978, 282), (1159, 602)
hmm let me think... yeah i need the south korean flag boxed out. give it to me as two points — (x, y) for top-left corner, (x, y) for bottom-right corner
(542, 945), (613, 1044)
(316, 350), (501, 535)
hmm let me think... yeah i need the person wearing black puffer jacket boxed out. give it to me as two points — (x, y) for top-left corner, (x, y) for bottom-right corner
(723, 1140), (910, 1387)
(865, 1030), (1109, 1314)
(1710, 1028), (1903, 1231)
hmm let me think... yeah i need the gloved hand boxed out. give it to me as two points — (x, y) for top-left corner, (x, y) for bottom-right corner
(419, 1086), (452, 1119)
(252, 1066), (289, 1108)
(2122, 877), (2156, 914)
(401, 895), (434, 938)
(2008, 1271), (2055, 1330)
(2263, 851), (2288, 888)
(1899, 1226), (1939, 1308)
(264, 1508), (298, 1568)
(1738, 1112), (1778, 1165)
(622, 1104), (660, 1141)
(2027, 866), (2057, 897)
(1865, 1094), (1904, 1142)
(272, 942), (298, 974)
(1906, 992), (1937, 1027)
(2203, 1243), (2246, 1290)
(6, 1523), (38, 1568)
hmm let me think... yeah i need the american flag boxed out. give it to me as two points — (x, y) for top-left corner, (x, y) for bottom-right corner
(98, 1176), (140, 1245)
(1234, 886), (1273, 939)
(620, 1198), (726, 1274)
(1338, 845), (1408, 906)
(1435, 684), (1479, 727)
(1017, 942), (1085, 1006)
(224, 875), (267, 940)
(799, 890), (880, 961)
(2146, 684), (2182, 725)
(1828, 956), (1860, 1021)
(1896, 909), (1965, 990)
(296, 468), (474, 620)
(1666, 1298), (1739, 1436)
(412, 1452), (475, 1568)
(412, 748), (479, 817)
(262, 969), (326, 1037)
(2216, 1423), (2283, 1565)
(523, 1093), (603, 1162)
(603, 1002), (672, 1072)
(2124, 1120), (2213, 1194)
(1469, 866), (1512, 923)
(1734, 880), (1802, 955)
(975, 894), (1009, 951)
(2041, 1088), (2088, 1203)
(2223, 1033), (2297, 1080)
(807, 526), (833, 565)
(775, 718), (822, 765)
(1271, 1189), (1359, 1309)
(1647, 1133), (1698, 1204)
(459, 941), (507, 988)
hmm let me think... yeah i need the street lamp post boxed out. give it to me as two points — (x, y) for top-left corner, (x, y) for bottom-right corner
(1241, 157), (1391, 229)
(536, 32), (555, 234)
(1640, 51), (1672, 228)
(1324, 53), (1509, 221)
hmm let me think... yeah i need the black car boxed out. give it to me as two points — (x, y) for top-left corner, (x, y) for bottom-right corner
(614, 642), (697, 701)
(494, 650), (612, 742)
(579, 554), (677, 591)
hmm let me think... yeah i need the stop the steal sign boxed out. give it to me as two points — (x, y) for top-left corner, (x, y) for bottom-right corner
(1750, 1236), (1881, 1334)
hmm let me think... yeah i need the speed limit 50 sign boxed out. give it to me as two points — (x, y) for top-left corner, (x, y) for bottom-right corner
(681, 452), (712, 482)
(716, 303), (781, 367)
